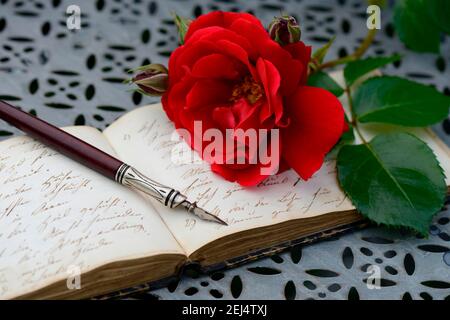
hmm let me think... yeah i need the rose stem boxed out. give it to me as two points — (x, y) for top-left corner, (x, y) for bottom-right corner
(316, 29), (378, 71)
(345, 86), (367, 144)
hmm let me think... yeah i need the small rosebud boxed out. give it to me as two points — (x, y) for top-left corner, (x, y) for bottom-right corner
(268, 15), (301, 46)
(129, 63), (169, 96)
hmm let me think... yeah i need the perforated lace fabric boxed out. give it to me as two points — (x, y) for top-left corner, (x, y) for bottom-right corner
(0, 0), (449, 300)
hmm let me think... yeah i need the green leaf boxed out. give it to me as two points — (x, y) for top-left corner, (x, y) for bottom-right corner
(428, 0), (450, 34)
(337, 133), (446, 235)
(353, 76), (450, 127)
(307, 71), (344, 97)
(393, 0), (441, 53)
(173, 14), (190, 45)
(311, 36), (335, 67)
(344, 54), (401, 86)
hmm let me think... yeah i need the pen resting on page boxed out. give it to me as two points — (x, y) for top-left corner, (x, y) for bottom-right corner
(0, 99), (226, 225)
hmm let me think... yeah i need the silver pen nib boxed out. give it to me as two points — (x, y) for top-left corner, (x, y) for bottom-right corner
(181, 200), (228, 226)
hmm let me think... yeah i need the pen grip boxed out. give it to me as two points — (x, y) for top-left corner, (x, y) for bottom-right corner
(0, 100), (123, 180)
(117, 165), (185, 208)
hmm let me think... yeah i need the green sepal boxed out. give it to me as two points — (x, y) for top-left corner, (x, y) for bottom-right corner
(173, 13), (191, 45)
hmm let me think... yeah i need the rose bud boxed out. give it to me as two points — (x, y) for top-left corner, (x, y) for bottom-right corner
(268, 15), (301, 46)
(128, 63), (169, 96)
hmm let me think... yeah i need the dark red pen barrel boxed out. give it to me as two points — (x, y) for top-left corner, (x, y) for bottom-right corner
(0, 100), (123, 181)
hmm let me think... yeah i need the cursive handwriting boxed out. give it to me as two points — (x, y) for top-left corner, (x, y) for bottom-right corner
(0, 131), (181, 299)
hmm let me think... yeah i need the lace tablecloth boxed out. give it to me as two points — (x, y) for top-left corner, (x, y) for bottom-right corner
(1, 0), (449, 300)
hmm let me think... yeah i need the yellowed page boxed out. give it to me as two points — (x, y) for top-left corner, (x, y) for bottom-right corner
(0, 126), (184, 299)
(104, 72), (450, 256)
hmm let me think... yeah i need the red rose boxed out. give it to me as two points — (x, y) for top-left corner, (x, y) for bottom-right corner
(162, 11), (346, 186)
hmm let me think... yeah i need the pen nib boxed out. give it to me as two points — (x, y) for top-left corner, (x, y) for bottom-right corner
(181, 200), (228, 226)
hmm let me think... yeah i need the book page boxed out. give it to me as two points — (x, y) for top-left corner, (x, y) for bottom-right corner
(104, 105), (356, 255)
(105, 99), (450, 256)
(0, 126), (184, 299)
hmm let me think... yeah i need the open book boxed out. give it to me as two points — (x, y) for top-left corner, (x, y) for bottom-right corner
(1, 73), (450, 299)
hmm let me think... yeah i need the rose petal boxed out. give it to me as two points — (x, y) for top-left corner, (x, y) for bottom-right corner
(256, 58), (283, 124)
(212, 106), (236, 129)
(164, 76), (194, 123)
(186, 79), (232, 110)
(229, 19), (303, 95)
(232, 98), (259, 130)
(281, 86), (345, 180)
(191, 53), (243, 80)
(170, 24), (259, 84)
(211, 162), (269, 186)
(186, 26), (254, 57)
(184, 11), (265, 43)
(215, 39), (255, 75)
(170, 40), (218, 83)
(283, 42), (311, 85)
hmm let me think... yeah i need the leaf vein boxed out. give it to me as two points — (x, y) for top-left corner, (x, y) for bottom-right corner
(364, 143), (416, 211)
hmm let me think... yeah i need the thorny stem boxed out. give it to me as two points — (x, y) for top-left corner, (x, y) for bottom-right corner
(316, 29), (378, 71)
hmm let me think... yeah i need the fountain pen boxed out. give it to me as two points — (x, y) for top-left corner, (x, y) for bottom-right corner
(0, 100), (227, 226)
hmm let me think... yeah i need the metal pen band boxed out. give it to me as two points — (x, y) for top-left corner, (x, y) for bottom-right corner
(115, 163), (186, 208)
(115, 163), (130, 184)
